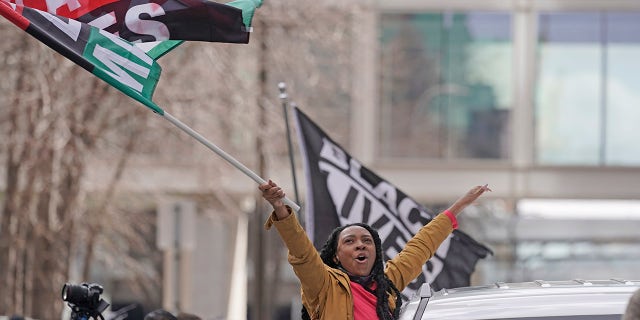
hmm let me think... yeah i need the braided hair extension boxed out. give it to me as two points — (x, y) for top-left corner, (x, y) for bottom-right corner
(301, 223), (402, 320)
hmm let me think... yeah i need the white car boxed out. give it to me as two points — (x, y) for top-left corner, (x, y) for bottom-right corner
(399, 279), (640, 320)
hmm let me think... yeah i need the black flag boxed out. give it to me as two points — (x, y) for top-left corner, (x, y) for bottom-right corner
(293, 107), (492, 298)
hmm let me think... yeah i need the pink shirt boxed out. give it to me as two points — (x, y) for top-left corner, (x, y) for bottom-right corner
(351, 281), (378, 320)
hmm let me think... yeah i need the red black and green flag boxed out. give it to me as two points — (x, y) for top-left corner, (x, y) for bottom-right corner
(0, 0), (262, 114)
(1, 0), (275, 201)
(1, 0), (164, 113)
(7, 0), (261, 44)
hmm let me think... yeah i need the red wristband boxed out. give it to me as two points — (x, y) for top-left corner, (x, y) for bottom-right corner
(443, 210), (458, 229)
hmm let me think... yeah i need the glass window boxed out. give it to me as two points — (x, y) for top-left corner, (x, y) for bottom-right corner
(536, 12), (640, 165)
(605, 13), (640, 165)
(378, 12), (512, 160)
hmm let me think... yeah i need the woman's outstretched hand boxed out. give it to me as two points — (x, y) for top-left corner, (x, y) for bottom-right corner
(447, 184), (491, 216)
(258, 180), (290, 220)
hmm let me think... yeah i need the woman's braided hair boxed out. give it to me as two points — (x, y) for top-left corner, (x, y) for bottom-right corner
(301, 223), (402, 320)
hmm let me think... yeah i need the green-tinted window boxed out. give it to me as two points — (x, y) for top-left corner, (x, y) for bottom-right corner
(379, 12), (512, 160)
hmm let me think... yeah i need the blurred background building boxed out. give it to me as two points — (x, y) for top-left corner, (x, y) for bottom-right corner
(361, 0), (640, 286)
(363, 0), (640, 284)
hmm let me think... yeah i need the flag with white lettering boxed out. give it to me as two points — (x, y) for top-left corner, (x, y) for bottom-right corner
(0, 0), (164, 113)
(293, 107), (492, 297)
(7, 0), (261, 44)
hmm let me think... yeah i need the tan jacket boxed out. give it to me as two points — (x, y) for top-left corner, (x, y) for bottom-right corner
(265, 211), (453, 320)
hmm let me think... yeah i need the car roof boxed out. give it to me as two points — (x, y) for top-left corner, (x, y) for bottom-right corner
(399, 279), (640, 320)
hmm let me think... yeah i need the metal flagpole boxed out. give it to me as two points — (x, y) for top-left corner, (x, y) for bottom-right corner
(277, 82), (301, 208)
(160, 111), (301, 212)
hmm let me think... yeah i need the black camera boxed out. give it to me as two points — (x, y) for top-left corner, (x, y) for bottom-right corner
(62, 283), (110, 320)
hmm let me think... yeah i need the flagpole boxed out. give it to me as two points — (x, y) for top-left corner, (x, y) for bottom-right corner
(161, 111), (301, 212)
(277, 82), (301, 209)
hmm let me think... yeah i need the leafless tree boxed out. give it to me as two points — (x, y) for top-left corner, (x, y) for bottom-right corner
(0, 19), (160, 318)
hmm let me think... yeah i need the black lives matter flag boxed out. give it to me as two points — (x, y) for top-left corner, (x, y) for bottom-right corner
(293, 107), (492, 297)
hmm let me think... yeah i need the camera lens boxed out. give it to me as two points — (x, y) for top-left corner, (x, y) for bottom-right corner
(62, 283), (90, 304)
